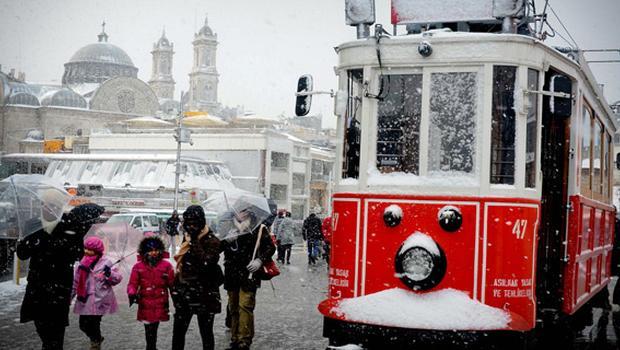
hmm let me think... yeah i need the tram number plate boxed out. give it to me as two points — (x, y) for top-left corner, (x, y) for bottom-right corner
(511, 219), (528, 240)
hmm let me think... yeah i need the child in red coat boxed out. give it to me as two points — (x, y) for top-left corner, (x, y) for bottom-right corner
(127, 236), (174, 350)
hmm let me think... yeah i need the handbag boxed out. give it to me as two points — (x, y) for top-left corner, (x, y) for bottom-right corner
(250, 225), (280, 281)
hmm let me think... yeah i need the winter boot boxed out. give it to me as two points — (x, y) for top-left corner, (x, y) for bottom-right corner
(89, 337), (103, 350)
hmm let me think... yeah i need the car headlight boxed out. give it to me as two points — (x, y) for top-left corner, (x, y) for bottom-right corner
(395, 232), (447, 291)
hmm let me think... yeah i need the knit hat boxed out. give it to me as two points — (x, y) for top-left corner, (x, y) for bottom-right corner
(84, 236), (104, 255)
(138, 235), (165, 256)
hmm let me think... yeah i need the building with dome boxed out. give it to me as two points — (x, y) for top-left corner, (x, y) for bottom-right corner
(0, 23), (163, 154)
(62, 26), (138, 92)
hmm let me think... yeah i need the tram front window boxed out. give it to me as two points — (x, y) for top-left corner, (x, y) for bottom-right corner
(376, 74), (422, 174)
(428, 72), (478, 174)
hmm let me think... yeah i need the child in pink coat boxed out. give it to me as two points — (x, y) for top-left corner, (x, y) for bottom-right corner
(72, 236), (122, 349)
(127, 235), (175, 350)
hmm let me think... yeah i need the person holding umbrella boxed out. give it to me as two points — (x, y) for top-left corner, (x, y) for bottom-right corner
(221, 198), (276, 350)
(16, 202), (105, 350)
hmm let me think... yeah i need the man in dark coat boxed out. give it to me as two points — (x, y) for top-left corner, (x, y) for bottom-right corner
(17, 203), (104, 350)
(166, 210), (180, 237)
(302, 212), (323, 265)
(171, 205), (223, 350)
(222, 205), (276, 350)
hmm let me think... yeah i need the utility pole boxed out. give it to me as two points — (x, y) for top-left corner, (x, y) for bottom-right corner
(173, 91), (192, 213)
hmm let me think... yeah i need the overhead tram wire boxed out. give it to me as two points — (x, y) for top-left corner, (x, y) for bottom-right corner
(547, 3), (580, 49)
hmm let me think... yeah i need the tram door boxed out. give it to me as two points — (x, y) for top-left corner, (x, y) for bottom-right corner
(537, 70), (572, 311)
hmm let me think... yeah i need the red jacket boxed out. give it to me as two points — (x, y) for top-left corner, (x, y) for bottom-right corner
(322, 217), (333, 244)
(127, 257), (174, 323)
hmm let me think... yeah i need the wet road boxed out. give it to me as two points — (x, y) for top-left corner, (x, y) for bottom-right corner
(1, 247), (619, 349)
(0, 246), (329, 350)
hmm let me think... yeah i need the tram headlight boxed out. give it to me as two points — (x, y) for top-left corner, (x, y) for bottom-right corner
(400, 247), (434, 281)
(395, 232), (447, 291)
(438, 206), (462, 232)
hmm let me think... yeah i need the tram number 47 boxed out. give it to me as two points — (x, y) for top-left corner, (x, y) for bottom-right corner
(511, 220), (528, 240)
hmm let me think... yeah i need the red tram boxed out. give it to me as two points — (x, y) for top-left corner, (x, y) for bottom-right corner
(295, 0), (617, 348)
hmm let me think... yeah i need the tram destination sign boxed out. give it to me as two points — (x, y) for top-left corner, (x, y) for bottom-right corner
(391, 0), (524, 25)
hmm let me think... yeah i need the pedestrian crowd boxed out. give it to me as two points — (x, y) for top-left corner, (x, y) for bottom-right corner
(15, 201), (331, 350)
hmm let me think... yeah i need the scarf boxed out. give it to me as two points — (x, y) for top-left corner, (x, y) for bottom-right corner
(76, 254), (100, 303)
(174, 227), (209, 279)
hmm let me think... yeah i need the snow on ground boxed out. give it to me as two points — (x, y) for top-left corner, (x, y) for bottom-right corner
(333, 288), (510, 330)
(0, 280), (26, 314)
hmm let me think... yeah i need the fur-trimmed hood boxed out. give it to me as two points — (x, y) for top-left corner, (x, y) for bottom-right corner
(138, 235), (166, 257)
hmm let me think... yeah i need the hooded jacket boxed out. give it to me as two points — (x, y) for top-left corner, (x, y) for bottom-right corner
(127, 236), (175, 323)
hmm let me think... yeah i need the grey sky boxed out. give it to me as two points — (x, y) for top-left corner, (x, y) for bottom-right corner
(0, 0), (618, 129)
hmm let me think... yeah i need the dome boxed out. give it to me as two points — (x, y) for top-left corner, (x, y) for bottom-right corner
(40, 88), (87, 108)
(8, 92), (40, 106)
(68, 42), (135, 67)
(197, 16), (214, 37)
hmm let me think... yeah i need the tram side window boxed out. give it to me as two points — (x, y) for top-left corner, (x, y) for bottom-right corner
(428, 72), (478, 174)
(525, 69), (539, 188)
(490, 66), (517, 184)
(592, 120), (602, 199)
(376, 74), (422, 174)
(603, 133), (611, 201)
(580, 107), (592, 196)
(342, 69), (363, 179)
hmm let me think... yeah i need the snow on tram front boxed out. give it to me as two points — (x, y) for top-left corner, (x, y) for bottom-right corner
(295, 0), (617, 348)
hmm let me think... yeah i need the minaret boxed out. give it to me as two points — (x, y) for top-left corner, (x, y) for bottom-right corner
(149, 29), (175, 100)
(187, 15), (219, 112)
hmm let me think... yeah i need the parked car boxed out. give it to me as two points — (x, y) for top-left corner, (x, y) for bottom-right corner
(107, 213), (160, 234)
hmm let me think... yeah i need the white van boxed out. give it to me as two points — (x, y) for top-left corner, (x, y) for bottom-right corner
(107, 213), (161, 234)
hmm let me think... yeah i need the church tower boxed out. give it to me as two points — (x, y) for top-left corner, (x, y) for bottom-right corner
(149, 29), (175, 100)
(187, 16), (219, 112)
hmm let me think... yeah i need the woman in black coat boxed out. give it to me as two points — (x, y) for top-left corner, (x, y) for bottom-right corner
(17, 203), (104, 350)
(171, 205), (223, 350)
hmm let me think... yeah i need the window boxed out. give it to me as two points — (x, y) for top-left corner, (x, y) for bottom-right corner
(525, 69), (539, 188)
(270, 184), (287, 201)
(342, 69), (363, 179)
(428, 72), (478, 174)
(271, 152), (289, 170)
(148, 216), (159, 227)
(490, 66), (517, 184)
(604, 133), (611, 201)
(592, 121), (602, 198)
(376, 74), (422, 174)
(131, 216), (143, 228)
(580, 106), (592, 196)
(293, 174), (306, 195)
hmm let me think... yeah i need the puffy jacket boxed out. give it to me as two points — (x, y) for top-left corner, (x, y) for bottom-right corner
(72, 256), (122, 315)
(127, 257), (175, 323)
(172, 229), (223, 314)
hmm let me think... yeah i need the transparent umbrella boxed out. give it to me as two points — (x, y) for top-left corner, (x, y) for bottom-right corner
(85, 222), (143, 276)
(0, 174), (71, 239)
(203, 189), (274, 241)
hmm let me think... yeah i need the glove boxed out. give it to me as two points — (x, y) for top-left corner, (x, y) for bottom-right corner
(246, 258), (263, 273)
(103, 265), (111, 278)
(128, 294), (139, 307)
